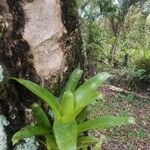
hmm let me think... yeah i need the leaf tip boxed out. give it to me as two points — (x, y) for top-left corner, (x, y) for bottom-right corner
(99, 72), (112, 78)
(76, 69), (83, 75)
(128, 117), (136, 124)
(8, 77), (17, 80)
(97, 93), (103, 99)
(12, 135), (19, 145)
(32, 103), (39, 108)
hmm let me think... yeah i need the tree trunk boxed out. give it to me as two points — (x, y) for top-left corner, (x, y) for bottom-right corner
(0, 0), (84, 149)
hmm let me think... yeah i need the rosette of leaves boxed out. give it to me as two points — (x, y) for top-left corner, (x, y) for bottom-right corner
(11, 69), (135, 150)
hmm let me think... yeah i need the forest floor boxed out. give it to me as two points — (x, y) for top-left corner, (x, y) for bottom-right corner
(89, 85), (150, 150)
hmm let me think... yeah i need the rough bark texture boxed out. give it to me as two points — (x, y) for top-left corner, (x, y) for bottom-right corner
(0, 0), (84, 149)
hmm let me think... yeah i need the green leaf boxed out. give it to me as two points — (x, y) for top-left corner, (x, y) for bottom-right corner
(12, 124), (49, 145)
(92, 142), (101, 150)
(77, 136), (99, 149)
(75, 72), (111, 96)
(54, 120), (77, 150)
(74, 72), (111, 115)
(11, 78), (61, 119)
(74, 90), (101, 116)
(146, 14), (150, 26)
(61, 91), (75, 122)
(78, 116), (135, 134)
(45, 134), (58, 150)
(63, 69), (83, 93)
(32, 103), (51, 128)
(76, 107), (90, 124)
(92, 135), (106, 150)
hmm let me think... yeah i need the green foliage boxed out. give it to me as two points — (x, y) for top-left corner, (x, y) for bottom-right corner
(11, 77), (61, 119)
(12, 124), (49, 145)
(134, 49), (150, 71)
(60, 91), (74, 122)
(80, 0), (150, 85)
(77, 116), (135, 134)
(54, 120), (77, 150)
(125, 66), (150, 85)
(32, 103), (51, 128)
(61, 69), (83, 94)
(77, 135), (106, 150)
(11, 69), (135, 150)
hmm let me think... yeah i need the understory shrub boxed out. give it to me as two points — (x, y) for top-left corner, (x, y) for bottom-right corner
(125, 49), (150, 85)
(134, 49), (150, 82)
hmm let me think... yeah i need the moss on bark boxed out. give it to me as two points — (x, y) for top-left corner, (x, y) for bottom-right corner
(59, 0), (85, 89)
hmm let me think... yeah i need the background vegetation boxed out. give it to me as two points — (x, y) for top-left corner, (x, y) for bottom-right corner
(77, 0), (150, 149)
(79, 0), (150, 89)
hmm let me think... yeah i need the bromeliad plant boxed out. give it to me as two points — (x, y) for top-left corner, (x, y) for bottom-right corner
(11, 69), (135, 150)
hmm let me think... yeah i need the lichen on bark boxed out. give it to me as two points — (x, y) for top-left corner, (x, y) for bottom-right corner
(60, 0), (85, 84)
(0, 115), (9, 150)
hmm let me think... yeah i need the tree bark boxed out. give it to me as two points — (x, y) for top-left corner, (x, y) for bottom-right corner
(0, 0), (84, 149)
